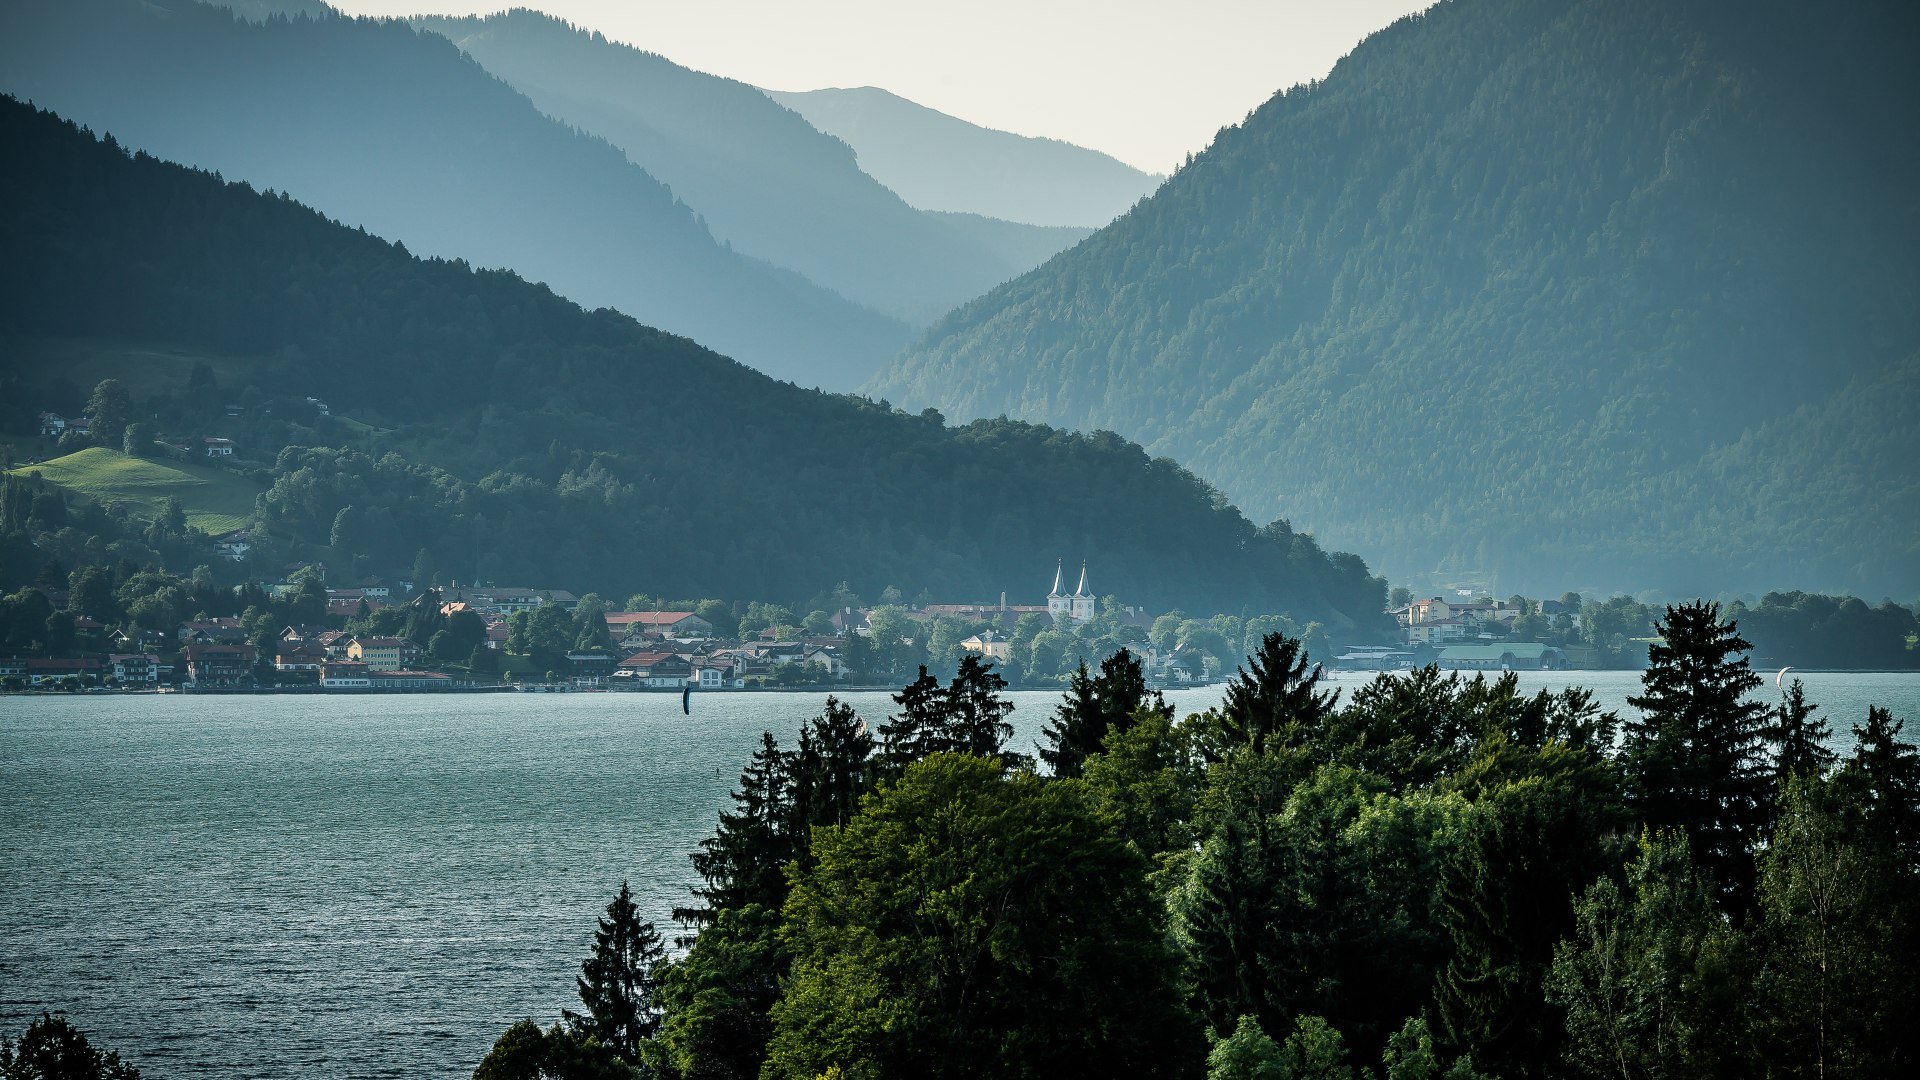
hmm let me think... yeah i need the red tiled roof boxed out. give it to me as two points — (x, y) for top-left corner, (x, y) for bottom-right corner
(618, 650), (675, 668)
(608, 612), (699, 627)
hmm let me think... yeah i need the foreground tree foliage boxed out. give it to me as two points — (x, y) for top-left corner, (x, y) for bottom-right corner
(472, 1021), (630, 1080)
(481, 612), (1917, 1078)
(1546, 832), (1753, 1078)
(766, 754), (1196, 1077)
(0, 1015), (139, 1080)
(1037, 648), (1169, 779)
(564, 883), (666, 1064)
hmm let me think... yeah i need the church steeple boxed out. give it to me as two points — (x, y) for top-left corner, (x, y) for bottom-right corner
(1068, 561), (1095, 623)
(1049, 560), (1065, 598)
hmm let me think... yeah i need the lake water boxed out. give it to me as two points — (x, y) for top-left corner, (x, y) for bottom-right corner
(4, 671), (1917, 1077)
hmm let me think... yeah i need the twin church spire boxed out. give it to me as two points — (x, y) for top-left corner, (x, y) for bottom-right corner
(1046, 559), (1095, 624)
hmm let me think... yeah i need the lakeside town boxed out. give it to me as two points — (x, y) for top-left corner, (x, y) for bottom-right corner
(0, 560), (1563, 693)
(11, 552), (1905, 693)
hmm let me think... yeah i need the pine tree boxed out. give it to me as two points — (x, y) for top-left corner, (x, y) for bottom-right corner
(877, 665), (946, 768)
(1039, 648), (1169, 778)
(944, 654), (1015, 760)
(1622, 601), (1772, 912)
(1840, 706), (1920, 866)
(565, 881), (666, 1064)
(1767, 678), (1835, 784)
(1208, 632), (1337, 759)
(1433, 772), (1615, 1078)
(790, 696), (874, 832)
(1172, 751), (1297, 1037)
(877, 658), (1017, 770)
(677, 732), (793, 929)
(1043, 661), (1105, 777)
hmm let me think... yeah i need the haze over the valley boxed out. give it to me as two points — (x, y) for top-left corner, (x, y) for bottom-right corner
(322, 0), (1432, 172)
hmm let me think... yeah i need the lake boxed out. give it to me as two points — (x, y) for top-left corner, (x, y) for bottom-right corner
(3, 671), (1917, 1077)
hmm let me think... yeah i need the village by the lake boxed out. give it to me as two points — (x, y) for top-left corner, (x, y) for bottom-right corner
(11, 554), (1903, 695)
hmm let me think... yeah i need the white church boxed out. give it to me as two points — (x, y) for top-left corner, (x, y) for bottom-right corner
(1047, 561), (1097, 626)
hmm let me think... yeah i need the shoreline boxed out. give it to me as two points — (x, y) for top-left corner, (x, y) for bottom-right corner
(7, 667), (1920, 700)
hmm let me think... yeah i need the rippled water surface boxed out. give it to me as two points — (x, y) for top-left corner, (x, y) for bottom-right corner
(4, 672), (1916, 1077)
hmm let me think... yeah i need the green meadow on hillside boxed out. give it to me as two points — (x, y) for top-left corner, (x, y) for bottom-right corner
(11, 447), (259, 533)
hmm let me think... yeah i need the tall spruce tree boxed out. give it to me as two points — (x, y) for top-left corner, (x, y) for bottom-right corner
(1622, 601), (1771, 911)
(565, 881), (666, 1064)
(790, 696), (875, 832)
(1840, 706), (1920, 866)
(1039, 648), (1170, 778)
(1767, 679), (1835, 784)
(877, 657), (1017, 770)
(877, 665), (947, 768)
(1433, 765), (1618, 1079)
(944, 654), (1016, 760)
(677, 732), (793, 929)
(1207, 632), (1338, 760)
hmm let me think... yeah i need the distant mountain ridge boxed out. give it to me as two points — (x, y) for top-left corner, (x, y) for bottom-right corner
(767, 86), (1162, 228)
(0, 0), (908, 389)
(0, 94), (1388, 626)
(870, 0), (1920, 597)
(413, 9), (1090, 325)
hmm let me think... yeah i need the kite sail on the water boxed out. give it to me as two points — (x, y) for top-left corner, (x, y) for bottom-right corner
(682, 684), (691, 715)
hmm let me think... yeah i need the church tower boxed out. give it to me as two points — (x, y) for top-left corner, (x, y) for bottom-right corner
(1069, 562), (1095, 623)
(1047, 560), (1071, 622)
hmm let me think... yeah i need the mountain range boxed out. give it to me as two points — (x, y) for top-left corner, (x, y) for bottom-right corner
(0, 94), (1387, 626)
(412, 9), (1092, 326)
(869, 0), (1920, 597)
(766, 86), (1162, 228)
(0, 0), (912, 390)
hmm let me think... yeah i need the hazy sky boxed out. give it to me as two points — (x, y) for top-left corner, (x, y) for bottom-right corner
(325, 1), (1430, 172)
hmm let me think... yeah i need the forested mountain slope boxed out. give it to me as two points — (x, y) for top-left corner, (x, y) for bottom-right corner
(0, 0), (908, 389)
(0, 97), (1386, 626)
(870, 0), (1920, 596)
(768, 85), (1162, 228)
(414, 10), (1089, 325)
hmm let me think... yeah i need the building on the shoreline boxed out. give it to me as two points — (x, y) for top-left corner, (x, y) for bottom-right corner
(961, 629), (1011, 660)
(321, 661), (370, 688)
(186, 642), (256, 686)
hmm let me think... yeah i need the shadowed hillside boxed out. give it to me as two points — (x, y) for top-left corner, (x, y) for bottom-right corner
(0, 96), (1387, 625)
(870, 0), (1920, 597)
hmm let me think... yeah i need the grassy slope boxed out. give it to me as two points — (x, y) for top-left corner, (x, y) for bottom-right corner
(12, 447), (260, 533)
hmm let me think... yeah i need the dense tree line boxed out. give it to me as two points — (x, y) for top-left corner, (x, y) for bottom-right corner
(0, 96), (1385, 630)
(487, 602), (1918, 1077)
(1731, 592), (1920, 670)
(871, 0), (1920, 598)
